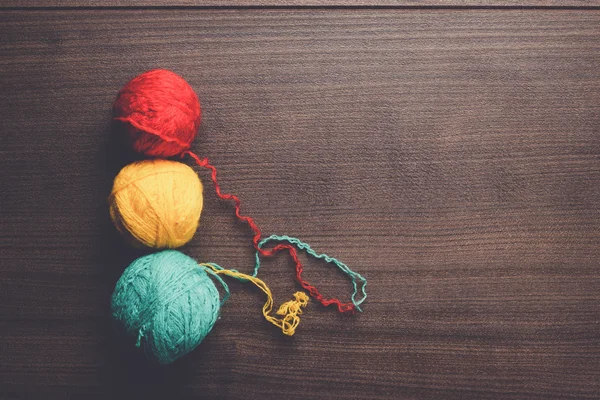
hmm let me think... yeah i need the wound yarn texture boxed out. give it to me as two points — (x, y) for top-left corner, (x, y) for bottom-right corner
(113, 69), (201, 157)
(109, 159), (203, 249)
(111, 250), (222, 364)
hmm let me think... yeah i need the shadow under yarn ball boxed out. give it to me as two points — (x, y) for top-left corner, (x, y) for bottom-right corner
(109, 159), (204, 249)
(111, 250), (221, 364)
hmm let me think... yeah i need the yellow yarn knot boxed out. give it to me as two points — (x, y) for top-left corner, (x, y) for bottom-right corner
(275, 292), (309, 336)
(200, 264), (309, 336)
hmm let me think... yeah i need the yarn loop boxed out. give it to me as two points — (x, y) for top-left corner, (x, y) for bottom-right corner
(256, 235), (368, 312)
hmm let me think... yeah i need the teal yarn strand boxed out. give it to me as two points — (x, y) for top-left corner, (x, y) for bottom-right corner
(111, 250), (228, 364)
(254, 235), (368, 312)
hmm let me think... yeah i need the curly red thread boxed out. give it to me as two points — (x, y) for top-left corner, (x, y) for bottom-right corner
(185, 150), (355, 314)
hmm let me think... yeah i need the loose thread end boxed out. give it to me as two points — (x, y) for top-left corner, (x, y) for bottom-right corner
(275, 292), (309, 336)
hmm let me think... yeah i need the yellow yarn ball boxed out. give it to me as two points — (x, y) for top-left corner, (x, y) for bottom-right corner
(109, 159), (203, 249)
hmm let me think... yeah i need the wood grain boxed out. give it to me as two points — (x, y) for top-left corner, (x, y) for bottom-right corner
(2, 1), (600, 9)
(0, 8), (599, 400)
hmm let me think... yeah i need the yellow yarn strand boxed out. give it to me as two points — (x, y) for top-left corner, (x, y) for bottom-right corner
(200, 263), (309, 336)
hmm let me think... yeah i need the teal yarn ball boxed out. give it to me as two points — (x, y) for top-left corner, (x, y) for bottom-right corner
(111, 250), (220, 364)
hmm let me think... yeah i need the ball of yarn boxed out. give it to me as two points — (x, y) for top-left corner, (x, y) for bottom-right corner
(113, 69), (201, 157)
(111, 250), (221, 364)
(109, 159), (203, 249)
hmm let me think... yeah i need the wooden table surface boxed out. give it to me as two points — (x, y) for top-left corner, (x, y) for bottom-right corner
(1, 2), (599, 399)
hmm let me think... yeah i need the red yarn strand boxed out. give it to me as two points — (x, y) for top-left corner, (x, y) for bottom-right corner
(185, 150), (356, 314)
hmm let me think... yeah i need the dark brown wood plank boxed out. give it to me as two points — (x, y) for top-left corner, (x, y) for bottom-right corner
(1, 1), (600, 8)
(0, 8), (599, 400)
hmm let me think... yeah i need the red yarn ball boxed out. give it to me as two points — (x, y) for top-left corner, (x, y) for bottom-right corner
(113, 69), (201, 157)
